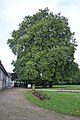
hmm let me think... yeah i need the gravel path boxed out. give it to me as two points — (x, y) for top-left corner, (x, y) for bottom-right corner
(0, 88), (80, 120)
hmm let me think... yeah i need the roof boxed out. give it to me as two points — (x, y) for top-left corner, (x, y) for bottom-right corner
(0, 60), (9, 77)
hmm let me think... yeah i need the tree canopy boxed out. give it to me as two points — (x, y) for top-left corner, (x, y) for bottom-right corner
(7, 8), (79, 87)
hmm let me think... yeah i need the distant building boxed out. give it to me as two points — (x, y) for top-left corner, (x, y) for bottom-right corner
(0, 60), (14, 89)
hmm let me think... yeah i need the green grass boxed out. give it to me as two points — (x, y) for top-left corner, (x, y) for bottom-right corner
(39, 85), (80, 90)
(53, 85), (80, 90)
(25, 90), (80, 116)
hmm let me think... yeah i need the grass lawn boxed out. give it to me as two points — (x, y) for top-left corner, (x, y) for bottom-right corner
(53, 85), (80, 90)
(38, 85), (80, 90)
(25, 90), (80, 116)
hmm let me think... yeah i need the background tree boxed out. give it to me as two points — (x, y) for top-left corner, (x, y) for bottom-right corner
(7, 7), (78, 87)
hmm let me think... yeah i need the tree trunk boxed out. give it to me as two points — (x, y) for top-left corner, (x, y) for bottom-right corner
(49, 81), (52, 88)
(42, 81), (47, 88)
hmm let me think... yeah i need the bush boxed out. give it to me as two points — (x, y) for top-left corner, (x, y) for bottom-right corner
(32, 91), (50, 100)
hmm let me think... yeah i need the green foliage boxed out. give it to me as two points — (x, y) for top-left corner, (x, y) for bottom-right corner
(7, 7), (79, 85)
(63, 62), (80, 84)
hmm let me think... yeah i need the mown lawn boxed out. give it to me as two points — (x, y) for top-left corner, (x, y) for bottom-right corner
(52, 85), (80, 90)
(25, 90), (80, 116)
(39, 85), (80, 90)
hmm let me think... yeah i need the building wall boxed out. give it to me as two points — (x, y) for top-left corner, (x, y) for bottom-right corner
(0, 68), (7, 89)
(0, 69), (2, 89)
(0, 61), (14, 89)
(0, 81), (2, 89)
(6, 77), (14, 87)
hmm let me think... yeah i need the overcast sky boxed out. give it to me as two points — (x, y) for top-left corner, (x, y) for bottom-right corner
(0, 0), (80, 72)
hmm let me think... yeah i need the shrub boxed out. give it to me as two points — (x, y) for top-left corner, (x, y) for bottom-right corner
(32, 90), (50, 100)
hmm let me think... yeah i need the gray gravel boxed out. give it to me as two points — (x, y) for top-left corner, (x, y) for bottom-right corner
(0, 88), (80, 120)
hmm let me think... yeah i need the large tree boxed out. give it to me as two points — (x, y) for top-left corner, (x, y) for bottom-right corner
(7, 8), (78, 87)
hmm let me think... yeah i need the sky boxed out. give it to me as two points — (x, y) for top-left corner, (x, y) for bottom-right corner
(0, 0), (80, 72)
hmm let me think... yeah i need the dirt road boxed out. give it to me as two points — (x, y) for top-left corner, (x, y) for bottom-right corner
(0, 88), (80, 120)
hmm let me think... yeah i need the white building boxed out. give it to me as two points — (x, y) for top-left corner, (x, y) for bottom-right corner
(0, 60), (13, 89)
